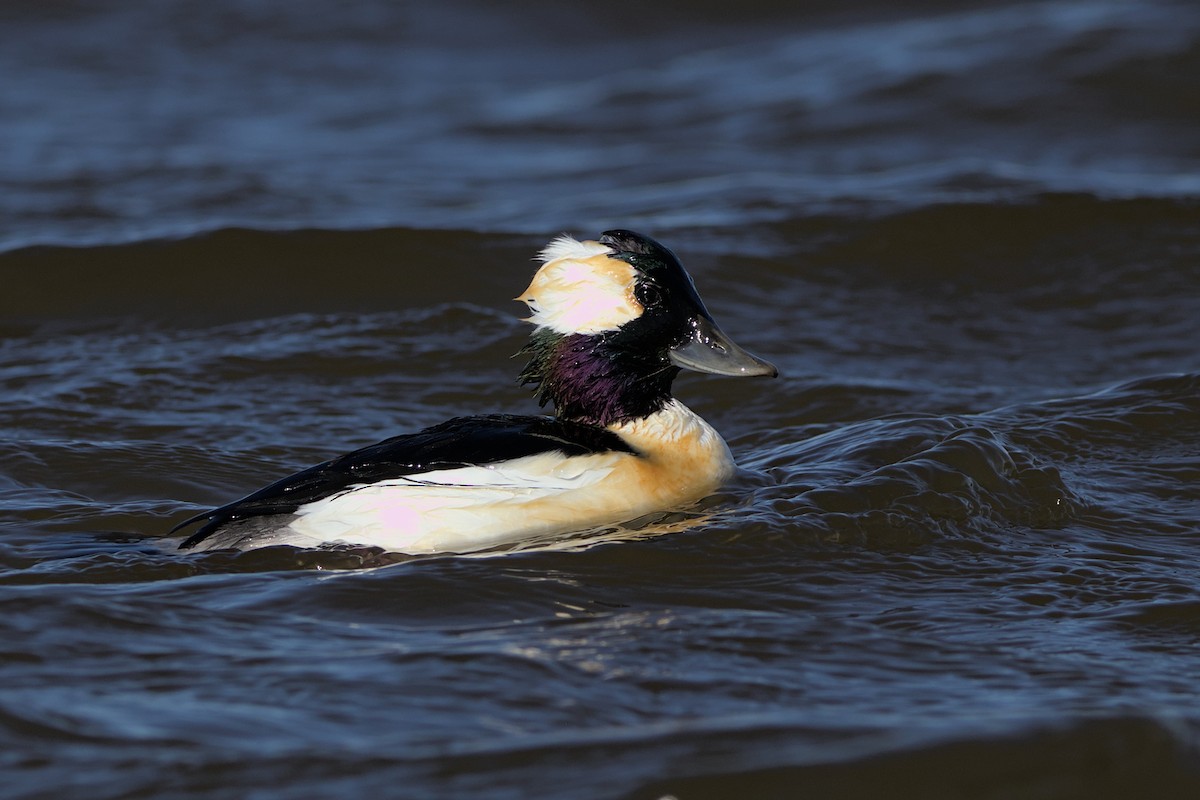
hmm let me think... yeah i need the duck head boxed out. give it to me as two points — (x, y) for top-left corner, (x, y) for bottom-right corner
(517, 230), (777, 427)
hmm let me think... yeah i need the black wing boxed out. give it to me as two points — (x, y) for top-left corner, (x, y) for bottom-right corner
(174, 414), (638, 549)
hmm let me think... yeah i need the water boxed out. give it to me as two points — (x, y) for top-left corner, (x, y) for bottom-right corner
(3, 0), (1200, 797)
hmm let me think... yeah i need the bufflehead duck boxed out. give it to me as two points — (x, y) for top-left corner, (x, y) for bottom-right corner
(173, 230), (776, 555)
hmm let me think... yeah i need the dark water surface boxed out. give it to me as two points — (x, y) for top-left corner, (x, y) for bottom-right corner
(4, 1), (1200, 798)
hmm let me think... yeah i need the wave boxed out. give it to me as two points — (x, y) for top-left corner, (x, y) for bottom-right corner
(629, 715), (1200, 800)
(0, 226), (535, 328)
(737, 372), (1199, 552)
(2, 0), (1198, 249)
(3, 194), (1197, 330)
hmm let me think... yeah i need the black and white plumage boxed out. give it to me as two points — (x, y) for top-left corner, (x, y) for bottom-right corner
(172, 230), (776, 554)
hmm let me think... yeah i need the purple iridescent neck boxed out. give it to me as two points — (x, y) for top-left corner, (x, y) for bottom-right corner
(518, 329), (679, 427)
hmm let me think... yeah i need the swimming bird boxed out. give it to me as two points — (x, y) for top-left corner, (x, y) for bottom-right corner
(173, 230), (777, 555)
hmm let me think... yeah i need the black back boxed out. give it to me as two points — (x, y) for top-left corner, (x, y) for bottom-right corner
(175, 414), (639, 548)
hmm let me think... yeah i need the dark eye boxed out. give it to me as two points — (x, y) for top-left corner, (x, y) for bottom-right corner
(638, 282), (663, 309)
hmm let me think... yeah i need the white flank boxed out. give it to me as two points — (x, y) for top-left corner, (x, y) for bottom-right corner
(286, 450), (624, 554)
(516, 235), (643, 335)
(258, 400), (738, 556)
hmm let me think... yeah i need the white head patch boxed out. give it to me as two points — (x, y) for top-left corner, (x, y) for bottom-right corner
(516, 235), (643, 335)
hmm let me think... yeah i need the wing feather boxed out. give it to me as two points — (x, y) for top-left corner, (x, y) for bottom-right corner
(174, 414), (638, 549)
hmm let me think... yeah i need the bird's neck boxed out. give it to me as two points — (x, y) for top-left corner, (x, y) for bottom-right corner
(518, 328), (679, 427)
